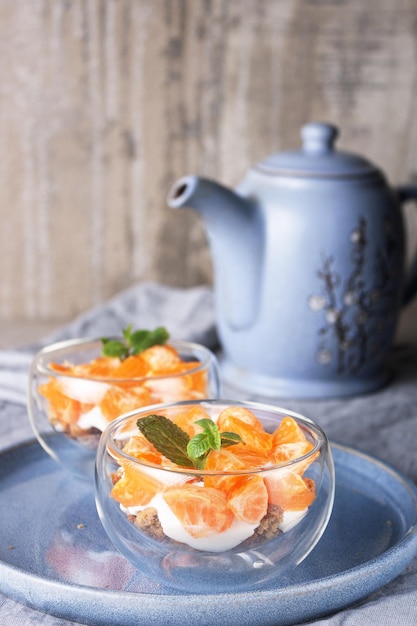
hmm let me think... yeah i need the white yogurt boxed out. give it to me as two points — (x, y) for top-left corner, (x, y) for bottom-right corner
(59, 377), (109, 404)
(278, 509), (307, 532)
(77, 405), (109, 432)
(127, 492), (257, 552)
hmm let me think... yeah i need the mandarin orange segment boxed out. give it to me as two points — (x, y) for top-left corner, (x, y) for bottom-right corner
(272, 441), (314, 464)
(110, 355), (148, 380)
(173, 406), (211, 438)
(163, 485), (234, 538)
(264, 471), (315, 510)
(49, 362), (72, 373)
(99, 386), (152, 421)
(180, 362), (208, 394)
(111, 460), (163, 507)
(217, 415), (273, 452)
(217, 407), (273, 452)
(227, 475), (268, 525)
(272, 416), (306, 446)
(38, 379), (83, 425)
(204, 448), (246, 494)
(204, 445), (269, 498)
(205, 448), (246, 472)
(271, 418), (318, 474)
(72, 357), (120, 378)
(204, 446), (269, 489)
(140, 345), (181, 374)
(227, 445), (270, 468)
(122, 435), (162, 465)
(217, 406), (264, 431)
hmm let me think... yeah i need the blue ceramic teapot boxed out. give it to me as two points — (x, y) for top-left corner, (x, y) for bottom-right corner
(167, 122), (417, 398)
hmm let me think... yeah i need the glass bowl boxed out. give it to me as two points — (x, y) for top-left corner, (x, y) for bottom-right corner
(28, 338), (220, 479)
(95, 399), (335, 593)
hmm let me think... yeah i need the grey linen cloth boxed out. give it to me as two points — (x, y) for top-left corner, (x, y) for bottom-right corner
(0, 281), (416, 625)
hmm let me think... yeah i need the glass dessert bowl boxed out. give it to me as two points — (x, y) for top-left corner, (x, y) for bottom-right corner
(28, 334), (220, 479)
(95, 399), (335, 593)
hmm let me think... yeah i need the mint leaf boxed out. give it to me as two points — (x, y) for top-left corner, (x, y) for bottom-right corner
(187, 418), (221, 459)
(220, 432), (243, 448)
(198, 419), (222, 448)
(186, 419), (241, 467)
(186, 433), (211, 460)
(136, 413), (244, 471)
(101, 338), (129, 359)
(136, 414), (194, 468)
(130, 327), (170, 355)
(101, 325), (170, 359)
(129, 330), (152, 353)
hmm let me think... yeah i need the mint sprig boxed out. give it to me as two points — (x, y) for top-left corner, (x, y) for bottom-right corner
(101, 325), (169, 359)
(136, 414), (243, 470)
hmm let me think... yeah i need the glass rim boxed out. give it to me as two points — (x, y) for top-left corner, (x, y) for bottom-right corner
(102, 398), (326, 476)
(33, 337), (215, 382)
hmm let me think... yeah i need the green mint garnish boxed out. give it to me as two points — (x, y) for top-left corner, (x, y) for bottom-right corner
(219, 431), (244, 448)
(100, 340), (130, 359)
(186, 419), (221, 460)
(101, 325), (169, 359)
(137, 414), (195, 468)
(136, 414), (243, 470)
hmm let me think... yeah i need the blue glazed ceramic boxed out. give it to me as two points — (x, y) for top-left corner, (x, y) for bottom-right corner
(0, 439), (416, 625)
(168, 123), (417, 398)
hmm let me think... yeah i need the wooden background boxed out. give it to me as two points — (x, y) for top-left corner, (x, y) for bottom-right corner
(2, 0), (417, 324)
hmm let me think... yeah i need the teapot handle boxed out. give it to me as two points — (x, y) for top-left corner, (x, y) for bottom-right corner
(397, 185), (417, 306)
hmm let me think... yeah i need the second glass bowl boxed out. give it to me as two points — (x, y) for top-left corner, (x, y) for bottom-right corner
(95, 399), (335, 593)
(28, 337), (220, 479)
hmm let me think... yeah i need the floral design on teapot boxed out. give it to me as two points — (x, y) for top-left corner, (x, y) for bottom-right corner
(308, 215), (401, 374)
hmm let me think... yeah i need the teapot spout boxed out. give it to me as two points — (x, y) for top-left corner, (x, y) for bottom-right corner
(167, 176), (263, 330)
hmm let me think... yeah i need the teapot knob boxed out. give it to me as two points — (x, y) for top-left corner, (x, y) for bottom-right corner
(301, 122), (339, 154)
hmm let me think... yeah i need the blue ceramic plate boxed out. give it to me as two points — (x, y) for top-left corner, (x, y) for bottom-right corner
(0, 439), (416, 626)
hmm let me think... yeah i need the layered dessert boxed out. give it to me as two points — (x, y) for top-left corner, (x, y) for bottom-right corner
(38, 328), (210, 439)
(110, 406), (318, 552)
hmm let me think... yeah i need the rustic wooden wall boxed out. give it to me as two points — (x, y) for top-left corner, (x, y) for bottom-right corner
(1, 0), (417, 322)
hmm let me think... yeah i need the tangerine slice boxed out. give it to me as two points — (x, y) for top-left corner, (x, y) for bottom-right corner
(38, 379), (83, 425)
(49, 362), (72, 374)
(217, 407), (273, 452)
(218, 415), (272, 452)
(205, 448), (246, 472)
(272, 416), (306, 446)
(140, 345), (181, 374)
(122, 435), (162, 465)
(163, 485), (234, 538)
(272, 441), (314, 464)
(173, 406), (211, 438)
(204, 448), (246, 494)
(72, 357), (120, 378)
(179, 362), (208, 394)
(99, 386), (152, 421)
(264, 471), (315, 510)
(227, 475), (268, 525)
(111, 460), (163, 507)
(110, 355), (148, 380)
(217, 406), (264, 431)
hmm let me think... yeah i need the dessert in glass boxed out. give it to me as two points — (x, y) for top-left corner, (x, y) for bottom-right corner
(28, 327), (220, 479)
(95, 399), (335, 593)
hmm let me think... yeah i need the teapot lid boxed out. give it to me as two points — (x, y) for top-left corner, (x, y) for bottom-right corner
(256, 122), (380, 179)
